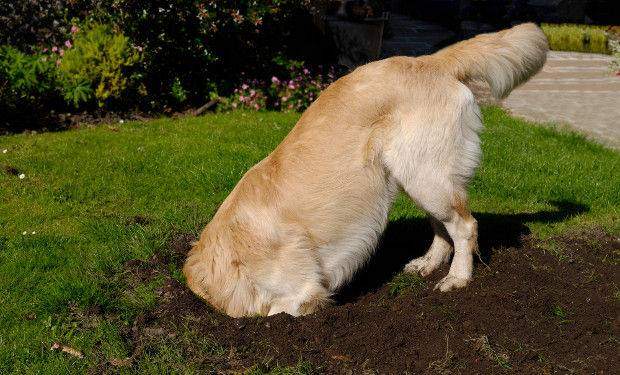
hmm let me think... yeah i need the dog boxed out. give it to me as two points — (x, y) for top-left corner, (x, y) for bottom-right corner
(183, 23), (548, 317)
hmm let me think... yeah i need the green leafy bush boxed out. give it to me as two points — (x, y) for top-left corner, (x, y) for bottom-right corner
(541, 24), (610, 54)
(0, 1), (336, 130)
(108, 0), (334, 107)
(58, 23), (140, 107)
(170, 77), (188, 104)
(0, 45), (57, 110)
(1, 1), (73, 53)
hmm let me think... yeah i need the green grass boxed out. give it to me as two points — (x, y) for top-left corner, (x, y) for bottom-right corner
(0, 108), (618, 372)
(245, 361), (317, 375)
(541, 23), (610, 54)
(388, 272), (426, 297)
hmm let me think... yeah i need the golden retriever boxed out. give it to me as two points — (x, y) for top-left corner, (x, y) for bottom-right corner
(183, 23), (548, 317)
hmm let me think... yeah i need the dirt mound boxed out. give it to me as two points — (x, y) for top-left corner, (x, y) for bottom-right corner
(124, 228), (619, 373)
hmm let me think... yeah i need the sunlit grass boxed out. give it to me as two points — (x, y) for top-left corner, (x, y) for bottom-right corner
(541, 23), (610, 54)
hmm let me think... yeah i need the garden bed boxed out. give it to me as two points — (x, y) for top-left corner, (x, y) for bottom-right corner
(119, 227), (618, 373)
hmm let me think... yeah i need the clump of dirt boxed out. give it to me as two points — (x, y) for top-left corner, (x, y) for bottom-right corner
(124, 215), (151, 226)
(123, 228), (619, 373)
(2, 164), (20, 176)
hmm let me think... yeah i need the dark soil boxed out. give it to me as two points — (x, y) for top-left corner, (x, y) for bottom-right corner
(123, 216), (619, 374)
(0, 105), (204, 135)
(0, 109), (142, 135)
(2, 164), (20, 176)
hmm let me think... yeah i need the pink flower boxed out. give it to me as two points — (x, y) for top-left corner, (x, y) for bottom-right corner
(303, 68), (309, 74)
(271, 76), (280, 84)
(64, 40), (72, 49)
(136, 46), (143, 52)
(59, 48), (64, 56)
(241, 84), (249, 90)
(249, 89), (256, 97)
(287, 81), (296, 89)
(239, 95), (246, 102)
(282, 96), (289, 102)
(56, 59), (61, 66)
(231, 10), (243, 24)
(42, 48), (48, 53)
(253, 103), (259, 110)
(51, 46), (58, 53)
(71, 25), (79, 34)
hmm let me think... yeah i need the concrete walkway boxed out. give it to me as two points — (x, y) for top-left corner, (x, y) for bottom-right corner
(504, 51), (620, 149)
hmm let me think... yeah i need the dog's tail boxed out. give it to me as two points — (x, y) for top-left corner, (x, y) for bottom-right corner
(432, 23), (548, 98)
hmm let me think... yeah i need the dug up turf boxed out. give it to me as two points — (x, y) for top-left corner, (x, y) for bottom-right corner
(113, 226), (618, 374)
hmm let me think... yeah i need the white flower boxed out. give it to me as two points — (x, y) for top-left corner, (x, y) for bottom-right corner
(18, 173), (25, 179)
(22, 231), (27, 235)
(119, 119), (125, 124)
(32, 231), (36, 235)
(2, 149), (7, 153)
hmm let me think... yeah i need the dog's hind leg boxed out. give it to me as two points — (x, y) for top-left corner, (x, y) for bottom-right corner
(404, 217), (453, 277)
(397, 175), (478, 291)
(398, 176), (478, 291)
(433, 197), (478, 291)
(383, 84), (481, 290)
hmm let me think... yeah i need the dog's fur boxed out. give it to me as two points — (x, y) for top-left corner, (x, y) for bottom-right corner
(183, 24), (549, 317)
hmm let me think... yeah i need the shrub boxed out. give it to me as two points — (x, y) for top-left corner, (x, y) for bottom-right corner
(268, 60), (334, 112)
(0, 1), (337, 129)
(0, 46), (57, 110)
(109, 0), (334, 106)
(0, 1), (103, 54)
(541, 24), (609, 54)
(0, 1), (68, 53)
(610, 39), (620, 74)
(57, 23), (140, 108)
(219, 60), (335, 112)
(170, 77), (188, 104)
(220, 80), (268, 111)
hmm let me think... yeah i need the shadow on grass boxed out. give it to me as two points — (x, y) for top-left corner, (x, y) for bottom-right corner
(335, 200), (588, 303)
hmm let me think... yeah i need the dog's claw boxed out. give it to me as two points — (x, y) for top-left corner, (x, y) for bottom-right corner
(434, 275), (470, 292)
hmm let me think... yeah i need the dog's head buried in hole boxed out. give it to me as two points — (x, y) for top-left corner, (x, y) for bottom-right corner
(183, 23), (549, 317)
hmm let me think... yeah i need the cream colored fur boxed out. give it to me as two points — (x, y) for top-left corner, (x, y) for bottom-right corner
(183, 23), (548, 317)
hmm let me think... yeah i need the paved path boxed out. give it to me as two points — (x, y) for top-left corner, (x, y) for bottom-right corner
(504, 51), (620, 149)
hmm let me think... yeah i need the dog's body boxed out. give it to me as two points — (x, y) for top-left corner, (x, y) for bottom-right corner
(183, 24), (548, 317)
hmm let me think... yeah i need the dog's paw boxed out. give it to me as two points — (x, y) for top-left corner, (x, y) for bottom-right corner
(434, 275), (470, 292)
(403, 256), (438, 277)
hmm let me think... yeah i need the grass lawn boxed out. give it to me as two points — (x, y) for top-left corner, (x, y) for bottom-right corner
(0, 107), (618, 373)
